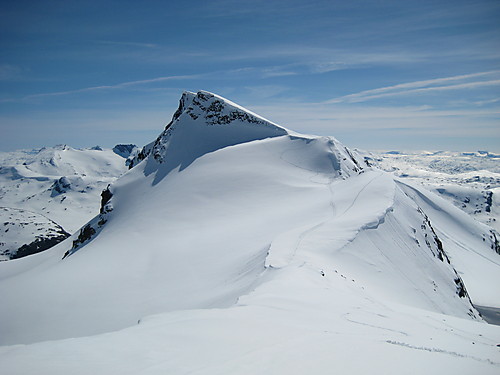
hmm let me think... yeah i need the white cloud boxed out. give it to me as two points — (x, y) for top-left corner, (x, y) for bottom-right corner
(17, 74), (201, 101)
(243, 85), (290, 98)
(96, 41), (159, 49)
(475, 97), (500, 106)
(326, 71), (500, 104)
(0, 64), (22, 81)
(249, 101), (500, 136)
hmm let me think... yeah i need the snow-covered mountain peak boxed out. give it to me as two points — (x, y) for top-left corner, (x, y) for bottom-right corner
(128, 91), (288, 170)
(129, 91), (367, 184)
(143, 91), (288, 175)
(152, 91), (288, 162)
(176, 90), (285, 129)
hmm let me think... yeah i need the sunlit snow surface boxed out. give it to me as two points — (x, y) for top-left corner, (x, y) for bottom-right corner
(0, 92), (499, 374)
(0, 145), (129, 234)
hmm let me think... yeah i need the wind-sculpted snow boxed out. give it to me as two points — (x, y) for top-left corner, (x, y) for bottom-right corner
(265, 171), (395, 269)
(0, 91), (499, 373)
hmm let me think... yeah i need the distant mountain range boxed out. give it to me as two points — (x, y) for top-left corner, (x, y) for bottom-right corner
(0, 144), (134, 258)
(363, 150), (500, 232)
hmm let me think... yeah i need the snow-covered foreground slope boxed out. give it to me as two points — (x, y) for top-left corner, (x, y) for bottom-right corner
(0, 91), (499, 373)
(2, 275), (499, 375)
(0, 145), (129, 234)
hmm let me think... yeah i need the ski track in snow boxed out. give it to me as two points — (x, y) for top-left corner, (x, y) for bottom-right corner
(338, 172), (383, 217)
(386, 340), (500, 366)
(266, 137), (392, 269)
(343, 311), (410, 337)
(290, 171), (389, 262)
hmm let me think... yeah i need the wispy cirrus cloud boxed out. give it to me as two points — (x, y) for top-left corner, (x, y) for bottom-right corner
(326, 70), (500, 103)
(96, 40), (160, 49)
(0, 64), (23, 81)
(0, 66), (295, 103)
(475, 97), (500, 106)
(1, 74), (201, 102)
(243, 85), (290, 99)
(249, 101), (500, 151)
(252, 101), (500, 129)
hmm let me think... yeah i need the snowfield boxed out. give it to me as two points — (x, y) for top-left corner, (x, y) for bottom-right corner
(0, 145), (130, 234)
(0, 91), (499, 374)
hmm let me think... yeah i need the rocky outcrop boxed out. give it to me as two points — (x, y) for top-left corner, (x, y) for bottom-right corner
(62, 185), (114, 259)
(0, 207), (69, 260)
(11, 232), (69, 260)
(113, 144), (138, 159)
(50, 177), (72, 197)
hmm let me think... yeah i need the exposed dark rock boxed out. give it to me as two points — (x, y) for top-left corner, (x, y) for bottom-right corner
(454, 277), (467, 298)
(63, 200), (112, 259)
(12, 231), (70, 259)
(411, 205), (477, 310)
(113, 144), (137, 159)
(0, 207), (72, 260)
(100, 185), (113, 214)
(127, 142), (154, 169)
(73, 224), (95, 248)
(50, 177), (71, 197)
(417, 208), (451, 264)
(490, 230), (500, 255)
(485, 191), (493, 213)
(344, 147), (362, 172)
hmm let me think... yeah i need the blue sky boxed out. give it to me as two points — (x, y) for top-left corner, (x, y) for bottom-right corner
(1, 0), (499, 151)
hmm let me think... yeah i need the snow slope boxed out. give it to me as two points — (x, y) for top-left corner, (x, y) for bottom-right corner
(0, 91), (499, 373)
(0, 207), (69, 260)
